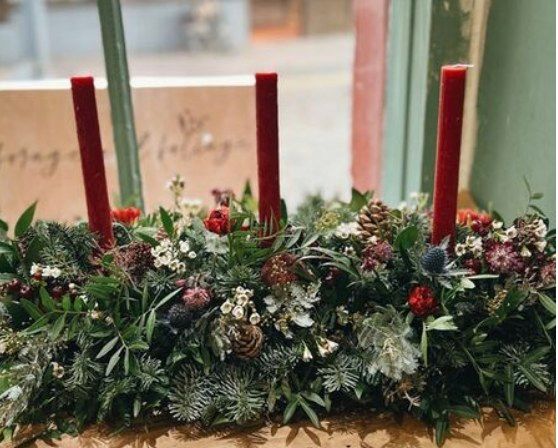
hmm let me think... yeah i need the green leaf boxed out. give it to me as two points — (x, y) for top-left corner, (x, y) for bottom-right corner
(96, 336), (119, 359)
(349, 188), (368, 212)
(20, 298), (43, 320)
(426, 315), (458, 331)
(146, 309), (156, 343)
(421, 322), (428, 366)
(395, 226), (419, 251)
(495, 289), (528, 320)
(62, 295), (72, 312)
(283, 398), (299, 424)
(133, 396), (142, 418)
(105, 346), (123, 376)
(154, 288), (182, 311)
(0, 219), (8, 233)
(449, 405), (479, 419)
(73, 296), (85, 312)
(39, 287), (57, 312)
(301, 392), (326, 408)
(504, 364), (514, 407)
(0, 242), (14, 256)
(435, 419), (448, 446)
(517, 365), (547, 392)
(299, 397), (321, 428)
(538, 293), (556, 316)
(50, 313), (66, 339)
(124, 348), (130, 375)
(159, 207), (174, 238)
(14, 202), (37, 238)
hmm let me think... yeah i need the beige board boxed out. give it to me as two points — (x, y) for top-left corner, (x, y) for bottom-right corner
(0, 76), (258, 225)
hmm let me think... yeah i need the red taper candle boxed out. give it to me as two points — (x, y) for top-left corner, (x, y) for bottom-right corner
(431, 65), (467, 245)
(71, 76), (114, 249)
(255, 73), (281, 231)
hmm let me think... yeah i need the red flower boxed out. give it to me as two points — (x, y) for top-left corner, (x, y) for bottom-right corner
(408, 285), (438, 318)
(456, 208), (492, 236)
(204, 206), (230, 235)
(112, 207), (141, 226)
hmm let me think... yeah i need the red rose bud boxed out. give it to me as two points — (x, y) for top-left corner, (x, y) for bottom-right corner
(112, 207), (141, 226)
(456, 208), (492, 235)
(408, 285), (438, 318)
(204, 206), (231, 235)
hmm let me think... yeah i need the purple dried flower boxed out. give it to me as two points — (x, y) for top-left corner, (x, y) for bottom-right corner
(484, 241), (524, 274)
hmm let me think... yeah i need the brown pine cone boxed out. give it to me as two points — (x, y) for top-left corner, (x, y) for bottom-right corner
(261, 252), (298, 287)
(357, 199), (392, 241)
(232, 324), (264, 359)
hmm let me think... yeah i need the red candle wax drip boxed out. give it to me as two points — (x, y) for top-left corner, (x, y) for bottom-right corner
(255, 73), (281, 232)
(431, 65), (467, 246)
(71, 76), (114, 249)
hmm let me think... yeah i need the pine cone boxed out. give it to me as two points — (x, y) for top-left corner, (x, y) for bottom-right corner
(421, 246), (448, 274)
(261, 253), (298, 287)
(232, 324), (264, 359)
(168, 304), (192, 329)
(357, 199), (392, 241)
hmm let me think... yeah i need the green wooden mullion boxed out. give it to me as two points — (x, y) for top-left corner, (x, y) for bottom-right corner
(404, 0), (433, 198)
(418, 0), (471, 198)
(97, 0), (144, 210)
(382, 0), (413, 206)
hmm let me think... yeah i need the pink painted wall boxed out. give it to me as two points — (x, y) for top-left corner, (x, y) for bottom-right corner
(350, 0), (389, 193)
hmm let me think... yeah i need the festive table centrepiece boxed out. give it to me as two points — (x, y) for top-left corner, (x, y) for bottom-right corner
(0, 183), (555, 446)
(432, 65), (468, 246)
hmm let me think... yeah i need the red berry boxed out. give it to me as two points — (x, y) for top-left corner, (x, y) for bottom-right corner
(19, 285), (33, 299)
(408, 285), (438, 318)
(51, 286), (64, 299)
(7, 278), (22, 293)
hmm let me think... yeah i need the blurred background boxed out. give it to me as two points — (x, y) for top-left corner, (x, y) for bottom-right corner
(0, 0), (555, 224)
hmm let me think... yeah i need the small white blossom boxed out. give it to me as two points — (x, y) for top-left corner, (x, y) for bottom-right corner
(187, 251), (197, 259)
(492, 221), (503, 230)
(302, 343), (313, 362)
(534, 220), (547, 238)
(317, 339), (339, 357)
(50, 267), (62, 279)
(220, 301), (233, 314)
(535, 240), (547, 252)
(455, 243), (466, 257)
(520, 246), (532, 258)
(88, 310), (102, 320)
(334, 222), (360, 240)
(51, 362), (65, 379)
(232, 306), (245, 320)
(249, 312), (261, 325)
(506, 226), (518, 239)
(179, 241), (190, 253)
(30, 263), (41, 276)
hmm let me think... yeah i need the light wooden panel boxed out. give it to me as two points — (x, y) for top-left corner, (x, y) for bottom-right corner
(0, 77), (258, 224)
